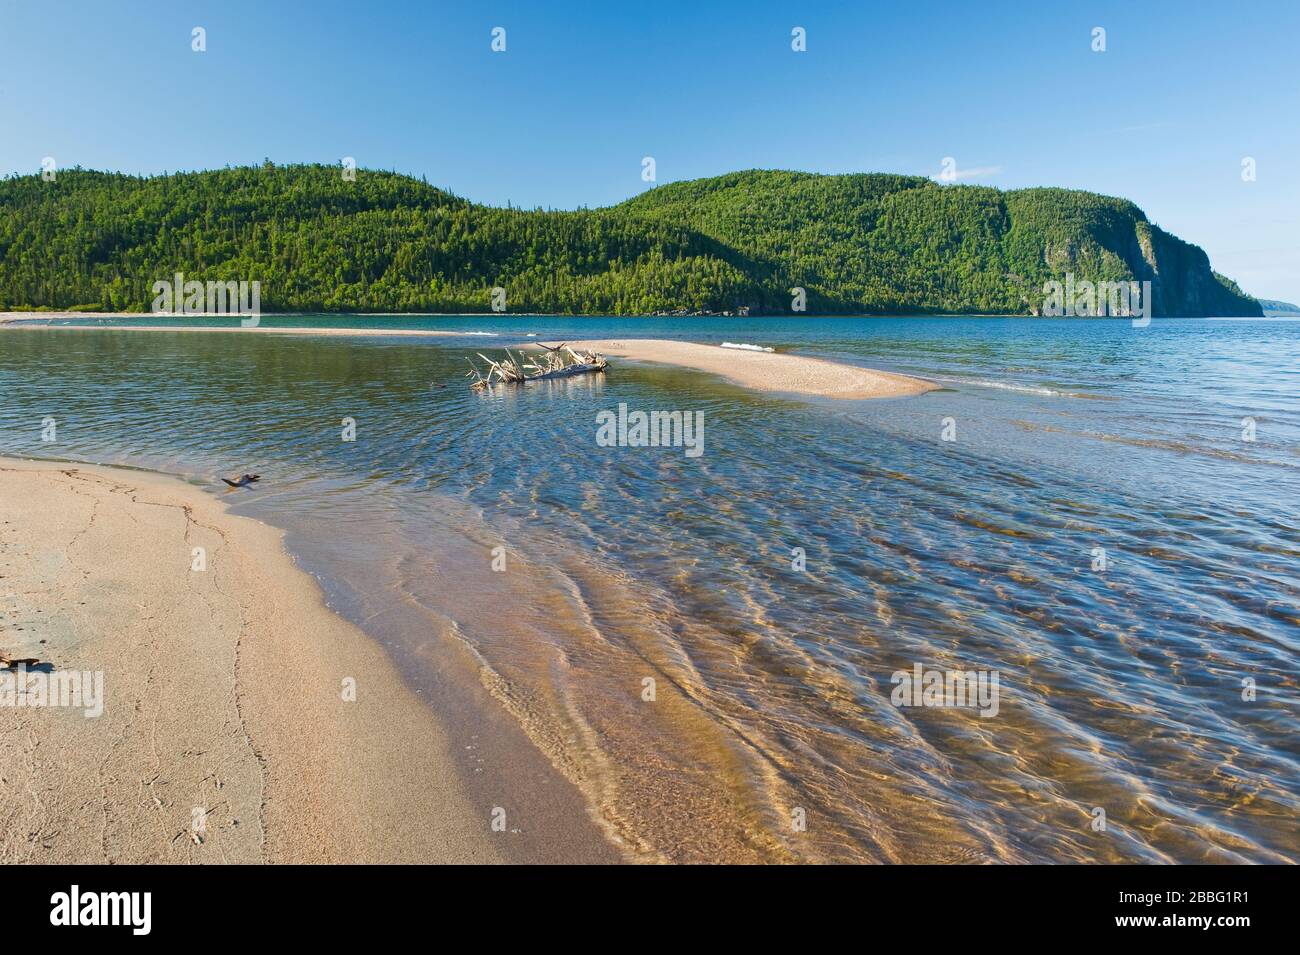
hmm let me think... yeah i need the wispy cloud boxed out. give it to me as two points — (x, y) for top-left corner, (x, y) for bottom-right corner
(931, 165), (1003, 183)
(1102, 121), (1178, 135)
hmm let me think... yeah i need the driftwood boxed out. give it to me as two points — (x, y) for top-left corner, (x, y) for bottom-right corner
(467, 343), (608, 390)
(0, 653), (43, 670)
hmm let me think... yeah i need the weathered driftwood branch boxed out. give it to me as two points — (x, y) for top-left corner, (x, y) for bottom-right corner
(467, 342), (609, 390)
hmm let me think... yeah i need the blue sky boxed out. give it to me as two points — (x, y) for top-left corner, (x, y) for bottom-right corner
(2, 0), (1297, 300)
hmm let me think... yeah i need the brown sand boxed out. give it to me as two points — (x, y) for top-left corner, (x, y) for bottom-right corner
(0, 459), (613, 864)
(531, 339), (937, 399)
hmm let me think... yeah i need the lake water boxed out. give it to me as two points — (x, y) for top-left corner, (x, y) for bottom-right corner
(2, 315), (1296, 862)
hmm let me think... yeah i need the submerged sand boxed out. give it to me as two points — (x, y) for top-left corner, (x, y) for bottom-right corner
(0, 459), (613, 864)
(531, 339), (937, 399)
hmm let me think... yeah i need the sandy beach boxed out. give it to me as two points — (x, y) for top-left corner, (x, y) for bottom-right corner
(530, 339), (938, 399)
(0, 458), (615, 864)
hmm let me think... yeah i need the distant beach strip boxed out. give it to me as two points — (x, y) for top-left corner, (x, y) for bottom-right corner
(0, 314), (490, 337)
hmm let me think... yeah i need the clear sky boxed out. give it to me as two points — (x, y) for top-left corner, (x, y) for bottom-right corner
(2, 0), (1297, 301)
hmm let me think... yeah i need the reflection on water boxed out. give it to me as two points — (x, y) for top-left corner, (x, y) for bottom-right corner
(1, 317), (1297, 862)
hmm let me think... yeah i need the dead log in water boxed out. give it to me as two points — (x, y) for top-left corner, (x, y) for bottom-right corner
(467, 342), (609, 390)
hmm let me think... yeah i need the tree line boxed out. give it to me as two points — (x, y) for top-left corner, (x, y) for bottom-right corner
(0, 163), (1260, 317)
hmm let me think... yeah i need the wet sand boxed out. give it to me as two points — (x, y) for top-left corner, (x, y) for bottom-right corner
(0, 458), (617, 864)
(530, 339), (938, 399)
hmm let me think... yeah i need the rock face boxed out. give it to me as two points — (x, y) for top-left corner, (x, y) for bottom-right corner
(1139, 225), (1263, 317)
(0, 165), (1263, 317)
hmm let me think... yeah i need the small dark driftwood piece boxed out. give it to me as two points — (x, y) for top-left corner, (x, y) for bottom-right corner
(467, 343), (609, 390)
(0, 653), (42, 670)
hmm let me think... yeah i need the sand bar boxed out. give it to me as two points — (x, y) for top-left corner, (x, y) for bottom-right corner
(0, 458), (613, 863)
(0, 318), (936, 399)
(530, 338), (938, 399)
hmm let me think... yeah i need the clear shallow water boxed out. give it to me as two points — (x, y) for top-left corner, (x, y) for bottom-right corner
(2, 316), (1297, 862)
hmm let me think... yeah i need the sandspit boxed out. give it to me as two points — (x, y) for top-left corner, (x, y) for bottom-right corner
(530, 338), (937, 399)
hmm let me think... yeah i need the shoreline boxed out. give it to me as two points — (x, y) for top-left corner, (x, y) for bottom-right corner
(0, 457), (620, 863)
(2, 310), (1013, 322)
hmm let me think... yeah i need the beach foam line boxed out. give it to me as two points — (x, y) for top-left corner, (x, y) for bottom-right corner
(720, 341), (774, 352)
(527, 339), (937, 399)
(929, 374), (1112, 399)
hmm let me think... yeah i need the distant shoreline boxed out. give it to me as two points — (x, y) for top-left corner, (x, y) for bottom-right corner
(1, 309), (1009, 321)
(0, 317), (479, 337)
(2, 310), (1281, 324)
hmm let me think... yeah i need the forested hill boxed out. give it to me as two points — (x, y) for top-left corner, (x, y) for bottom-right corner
(0, 163), (1261, 317)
